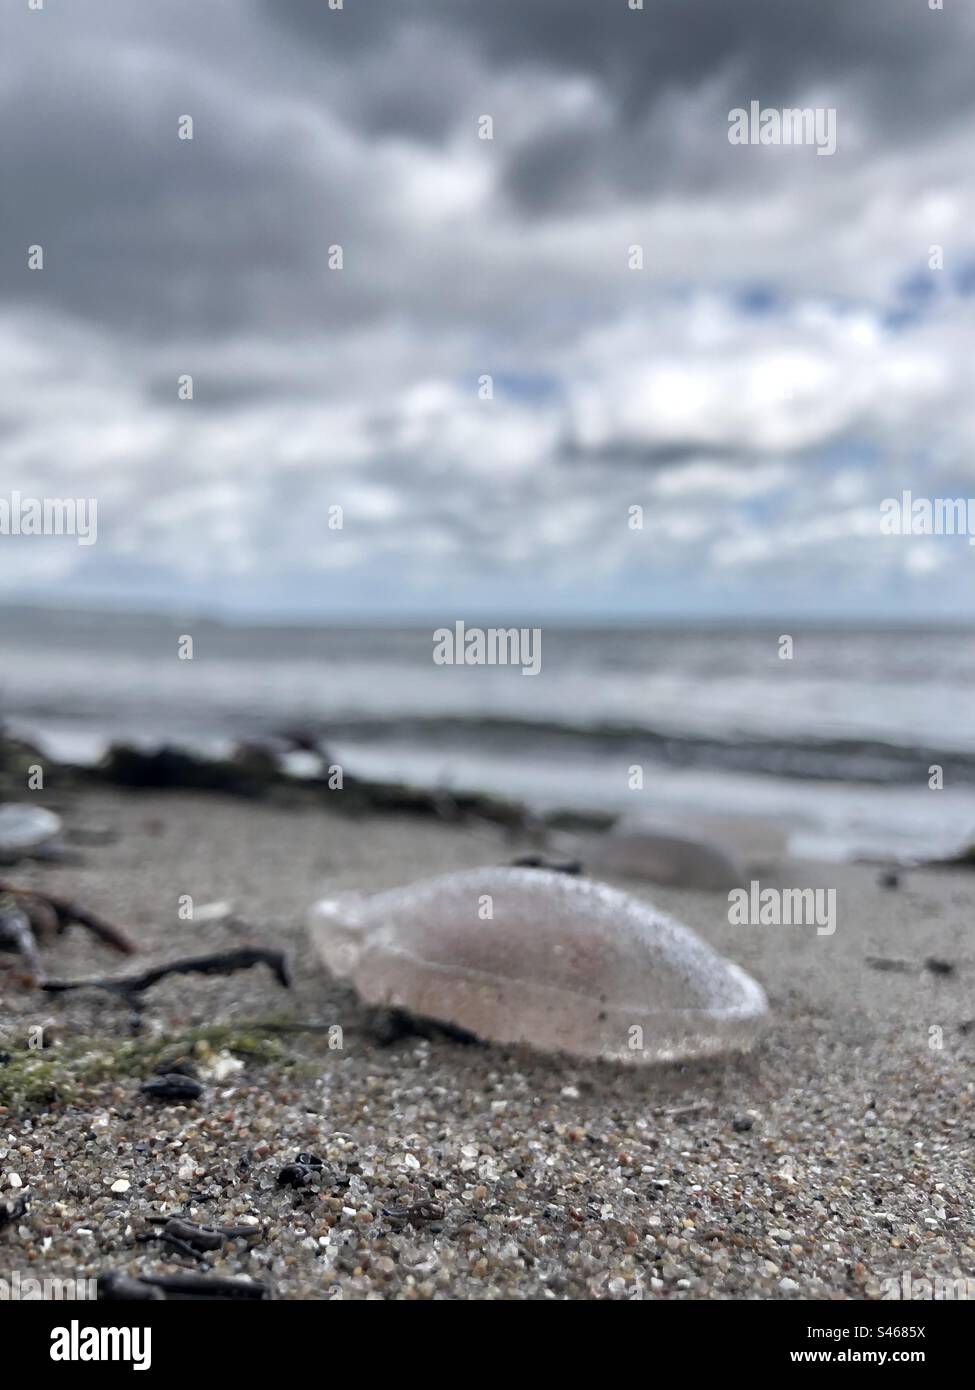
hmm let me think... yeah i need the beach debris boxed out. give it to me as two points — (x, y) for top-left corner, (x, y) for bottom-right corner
(406, 1198), (444, 1223)
(200, 1048), (244, 1081)
(41, 946), (291, 1015)
(924, 957), (955, 977)
(276, 1168), (315, 1190)
(95, 742), (527, 822)
(382, 1199), (445, 1226)
(141, 1073), (204, 1102)
(510, 855), (583, 876)
(154, 1058), (198, 1077)
(93, 741), (615, 833)
(295, 1151), (324, 1167)
(1, 878), (136, 987)
(544, 808), (616, 834)
(0, 1193), (29, 1230)
(380, 1204), (411, 1222)
(732, 1114), (754, 1133)
(866, 956), (956, 977)
(0, 878), (136, 957)
(585, 828), (746, 892)
(139, 1215), (262, 1260)
(878, 870), (900, 889)
(308, 867), (768, 1063)
(99, 1269), (269, 1301)
(0, 898), (42, 981)
(865, 956), (913, 973)
(0, 804), (62, 864)
(96, 744), (283, 798)
(368, 1006), (481, 1047)
(277, 1151), (327, 1189)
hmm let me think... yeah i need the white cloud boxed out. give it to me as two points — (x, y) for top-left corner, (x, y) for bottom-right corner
(2, 0), (975, 616)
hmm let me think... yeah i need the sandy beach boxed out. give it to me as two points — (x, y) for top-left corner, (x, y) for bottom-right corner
(5, 0), (975, 1337)
(2, 786), (973, 1300)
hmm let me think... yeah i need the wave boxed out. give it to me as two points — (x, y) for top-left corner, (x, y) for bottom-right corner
(299, 714), (974, 787)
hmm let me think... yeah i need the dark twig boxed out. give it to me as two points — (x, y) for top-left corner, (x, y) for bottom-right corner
(510, 855), (583, 875)
(40, 946), (291, 1010)
(0, 879), (136, 955)
(864, 956), (913, 974)
(138, 1216), (263, 1260)
(99, 1269), (269, 1301)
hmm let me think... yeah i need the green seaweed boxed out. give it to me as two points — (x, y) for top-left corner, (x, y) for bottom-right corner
(0, 1024), (291, 1108)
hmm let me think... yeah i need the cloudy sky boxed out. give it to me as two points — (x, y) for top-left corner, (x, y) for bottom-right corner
(2, 0), (975, 620)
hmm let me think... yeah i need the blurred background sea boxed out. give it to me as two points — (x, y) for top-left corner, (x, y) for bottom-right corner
(3, 605), (973, 865)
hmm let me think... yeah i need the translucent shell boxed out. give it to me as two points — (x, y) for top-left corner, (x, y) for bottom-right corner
(308, 868), (767, 1063)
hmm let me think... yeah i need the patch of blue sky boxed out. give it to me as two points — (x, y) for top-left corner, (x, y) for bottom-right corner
(953, 257), (975, 296)
(883, 269), (939, 330)
(733, 283), (784, 316)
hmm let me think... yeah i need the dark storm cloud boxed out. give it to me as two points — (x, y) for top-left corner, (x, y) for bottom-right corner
(269, 0), (974, 131)
(0, 60), (373, 335)
(2, 0), (975, 614)
(3, 0), (967, 337)
(429, 0), (967, 124)
(267, 0), (975, 216)
(269, 0), (944, 92)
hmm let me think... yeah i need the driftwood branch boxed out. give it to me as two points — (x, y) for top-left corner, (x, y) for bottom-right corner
(0, 879), (136, 955)
(40, 946), (291, 1009)
(99, 1270), (269, 1301)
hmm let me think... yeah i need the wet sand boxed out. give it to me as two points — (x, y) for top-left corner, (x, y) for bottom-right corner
(1, 788), (974, 1299)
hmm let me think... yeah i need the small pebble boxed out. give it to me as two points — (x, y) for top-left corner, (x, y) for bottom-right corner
(924, 957), (955, 977)
(141, 1074), (204, 1102)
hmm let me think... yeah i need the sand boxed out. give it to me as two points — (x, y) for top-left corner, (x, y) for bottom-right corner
(1, 787), (973, 1300)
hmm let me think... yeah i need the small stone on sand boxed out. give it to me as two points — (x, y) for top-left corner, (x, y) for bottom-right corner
(0, 804), (62, 860)
(585, 828), (746, 892)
